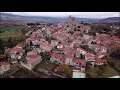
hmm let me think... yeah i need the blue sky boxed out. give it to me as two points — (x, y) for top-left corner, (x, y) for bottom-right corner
(2, 12), (120, 18)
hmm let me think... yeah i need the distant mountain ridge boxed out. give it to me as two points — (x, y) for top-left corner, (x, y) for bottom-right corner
(1, 13), (119, 23)
(99, 17), (120, 23)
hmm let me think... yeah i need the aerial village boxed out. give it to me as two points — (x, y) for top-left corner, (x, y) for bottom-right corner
(0, 16), (120, 78)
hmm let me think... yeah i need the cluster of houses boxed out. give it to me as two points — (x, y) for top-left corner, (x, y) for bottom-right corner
(1, 16), (120, 78)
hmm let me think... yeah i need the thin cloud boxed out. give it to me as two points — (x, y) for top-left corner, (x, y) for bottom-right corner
(2, 12), (120, 18)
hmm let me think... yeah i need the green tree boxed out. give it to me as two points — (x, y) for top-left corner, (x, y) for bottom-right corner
(0, 39), (4, 54)
(7, 37), (13, 48)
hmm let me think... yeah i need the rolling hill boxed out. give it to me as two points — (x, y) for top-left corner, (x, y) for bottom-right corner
(99, 17), (120, 23)
(0, 13), (119, 23)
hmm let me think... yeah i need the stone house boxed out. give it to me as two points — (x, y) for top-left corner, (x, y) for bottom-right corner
(75, 48), (86, 58)
(39, 41), (53, 52)
(27, 50), (38, 56)
(72, 58), (86, 67)
(50, 52), (62, 64)
(51, 40), (59, 46)
(90, 44), (101, 52)
(21, 54), (42, 70)
(96, 52), (108, 58)
(95, 58), (107, 65)
(9, 44), (25, 60)
(100, 46), (107, 53)
(85, 53), (96, 67)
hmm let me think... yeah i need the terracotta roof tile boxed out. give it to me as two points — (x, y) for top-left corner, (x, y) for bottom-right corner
(73, 58), (86, 66)
(95, 58), (107, 63)
(86, 53), (95, 60)
(27, 55), (40, 63)
(0, 62), (10, 66)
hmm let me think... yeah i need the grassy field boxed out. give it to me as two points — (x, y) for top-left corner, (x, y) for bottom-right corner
(86, 65), (119, 78)
(0, 26), (25, 31)
(0, 30), (22, 38)
(0, 26), (25, 40)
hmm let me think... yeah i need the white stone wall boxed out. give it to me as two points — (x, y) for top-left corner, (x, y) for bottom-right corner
(21, 62), (32, 70)
(95, 62), (104, 65)
(65, 58), (73, 65)
(31, 57), (42, 69)
(73, 62), (80, 66)
(21, 56), (42, 70)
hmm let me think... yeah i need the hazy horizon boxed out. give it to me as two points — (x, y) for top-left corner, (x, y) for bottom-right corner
(1, 12), (120, 18)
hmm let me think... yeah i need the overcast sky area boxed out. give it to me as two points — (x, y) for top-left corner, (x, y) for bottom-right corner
(2, 12), (120, 18)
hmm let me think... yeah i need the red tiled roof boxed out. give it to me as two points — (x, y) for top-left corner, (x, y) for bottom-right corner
(51, 52), (62, 60)
(110, 44), (120, 49)
(51, 52), (57, 57)
(102, 38), (112, 43)
(111, 36), (120, 41)
(58, 48), (64, 51)
(92, 44), (101, 49)
(63, 47), (71, 51)
(95, 39), (101, 43)
(0, 62), (10, 66)
(86, 53), (95, 60)
(101, 34), (106, 37)
(66, 51), (75, 56)
(55, 54), (62, 59)
(72, 39), (80, 44)
(95, 59), (107, 63)
(73, 58), (86, 66)
(96, 52), (108, 56)
(27, 54), (38, 59)
(27, 55), (39, 63)
(65, 54), (74, 59)
(60, 55), (66, 61)
(10, 47), (23, 53)
(66, 54), (73, 58)
(10, 44), (24, 53)
(76, 47), (86, 52)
